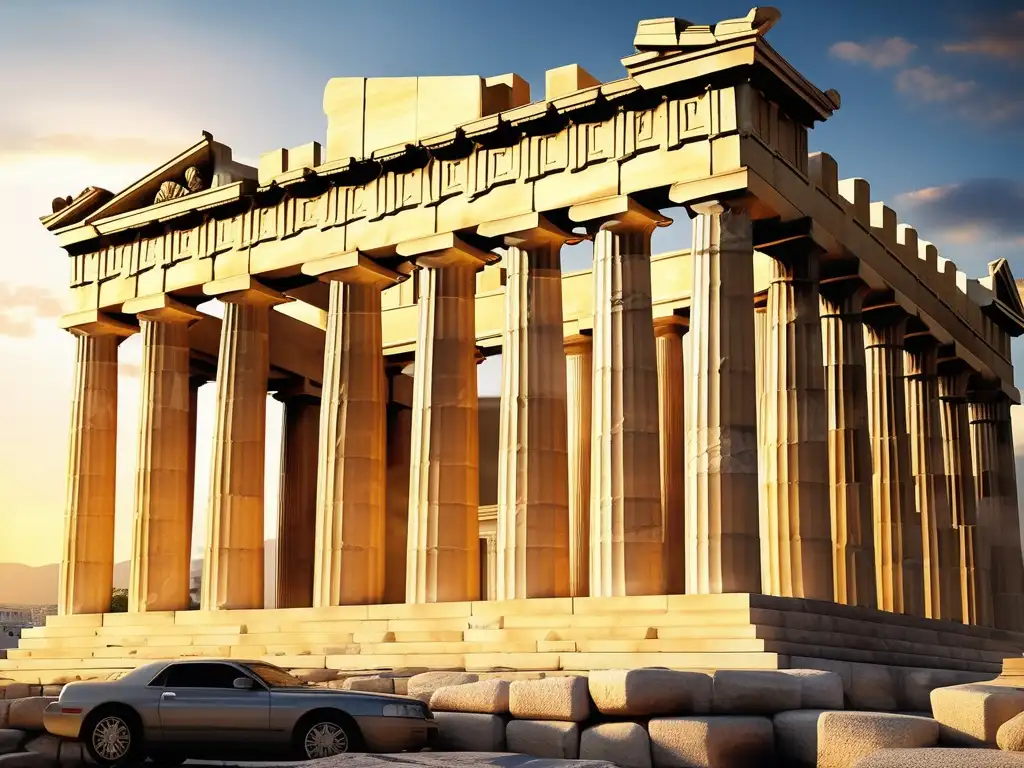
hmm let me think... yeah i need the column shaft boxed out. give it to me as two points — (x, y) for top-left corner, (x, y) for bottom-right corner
(60, 329), (125, 615)
(496, 237), (570, 599)
(939, 370), (981, 624)
(128, 301), (201, 613)
(313, 279), (389, 606)
(384, 368), (413, 605)
(685, 203), (761, 594)
(762, 250), (833, 600)
(565, 336), (593, 597)
(754, 302), (770, 594)
(994, 406), (1024, 631)
(201, 288), (280, 611)
(820, 285), (876, 608)
(656, 318), (687, 595)
(404, 246), (486, 603)
(864, 312), (923, 616)
(904, 341), (958, 620)
(589, 220), (663, 596)
(276, 391), (320, 609)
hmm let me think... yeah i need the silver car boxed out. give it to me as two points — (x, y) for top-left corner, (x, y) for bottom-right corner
(43, 659), (438, 766)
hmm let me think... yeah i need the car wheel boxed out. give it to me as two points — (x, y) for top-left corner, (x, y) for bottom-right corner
(83, 708), (141, 767)
(297, 713), (358, 759)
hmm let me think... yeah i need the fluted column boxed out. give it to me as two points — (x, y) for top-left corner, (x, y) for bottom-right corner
(301, 253), (403, 607)
(762, 247), (833, 600)
(684, 201), (761, 594)
(565, 334), (593, 597)
(655, 316), (687, 595)
(939, 368), (982, 624)
(125, 295), (203, 613)
(969, 394), (1024, 630)
(819, 283), (876, 608)
(274, 382), (321, 609)
(569, 196), (668, 597)
(59, 313), (136, 615)
(904, 338), (958, 620)
(201, 279), (287, 611)
(398, 233), (494, 603)
(863, 309), (923, 616)
(480, 214), (577, 600)
(754, 299), (770, 594)
(384, 363), (414, 605)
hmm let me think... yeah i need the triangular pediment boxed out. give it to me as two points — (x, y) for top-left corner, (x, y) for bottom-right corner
(40, 186), (114, 231)
(979, 258), (1024, 336)
(81, 132), (256, 225)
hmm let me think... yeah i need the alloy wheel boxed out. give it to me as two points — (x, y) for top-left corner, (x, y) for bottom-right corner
(92, 715), (131, 762)
(304, 721), (349, 758)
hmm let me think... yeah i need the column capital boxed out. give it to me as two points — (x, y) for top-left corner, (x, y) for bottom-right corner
(59, 309), (138, 338)
(123, 293), (204, 325)
(272, 378), (322, 404)
(653, 314), (688, 337)
(819, 276), (868, 314)
(396, 232), (498, 270)
(568, 195), (671, 234)
(301, 250), (405, 287)
(938, 366), (972, 402)
(203, 276), (292, 307)
(564, 332), (593, 356)
(477, 213), (586, 249)
(968, 392), (1012, 422)
(903, 334), (939, 380)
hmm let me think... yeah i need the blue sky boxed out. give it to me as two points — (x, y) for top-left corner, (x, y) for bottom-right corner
(0, 0), (1021, 567)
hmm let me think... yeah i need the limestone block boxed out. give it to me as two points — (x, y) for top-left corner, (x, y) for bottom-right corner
(0, 731), (26, 756)
(898, 669), (987, 713)
(783, 670), (844, 710)
(0, 703), (9, 729)
(291, 669), (337, 684)
(37, 691), (60, 701)
(431, 679), (509, 714)
(341, 676), (394, 694)
(853, 748), (1024, 767)
(23, 736), (58, 762)
(0, 753), (55, 768)
(0, 687), (29, 702)
(589, 669), (711, 716)
(648, 715), (774, 768)
(505, 720), (580, 760)
(848, 663), (899, 712)
(817, 712), (939, 768)
(774, 710), (823, 768)
(999, 711), (1024, 751)
(7, 700), (56, 732)
(407, 672), (478, 704)
(580, 722), (651, 768)
(433, 712), (505, 752)
(509, 676), (590, 722)
(56, 741), (86, 767)
(931, 684), (1024, 746)
(711, 670), (802, 714)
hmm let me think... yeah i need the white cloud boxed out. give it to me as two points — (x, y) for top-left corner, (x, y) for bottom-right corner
(829, 37), (917, 68)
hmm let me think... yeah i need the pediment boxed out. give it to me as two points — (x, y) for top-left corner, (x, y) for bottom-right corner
(80, 132), (256, 226)
(979, 258), (1024, 336)
(40, 186), (114, 231)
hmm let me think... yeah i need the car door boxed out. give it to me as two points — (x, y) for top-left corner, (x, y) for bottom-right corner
(155, 662), (271, 747)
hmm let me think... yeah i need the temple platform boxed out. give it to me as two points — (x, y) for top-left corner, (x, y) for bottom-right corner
(2, 595), (1022, 684)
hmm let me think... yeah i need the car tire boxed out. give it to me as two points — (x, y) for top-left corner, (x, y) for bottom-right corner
(82, 706), (143, 767)
(295, 712), (360, 759)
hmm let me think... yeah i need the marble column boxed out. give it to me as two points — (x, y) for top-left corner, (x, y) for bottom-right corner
(201, 279), (287, 611)
(397, 233), (494, 603)
(569, 196), (668, 597)
(762, 248), (833, 600)
(938, 368), (981, 624)
(684, 201), (761, 594)
(969, 394), (1024, 630)
(863, 309), (923, 616)
(655, 316), (687, 595)
(59, 313), (136, 615)
(754, 299), (770, 594)
(480, 214), (576, 600)
(565, 334), (593, 598)
(302, 252), (402, 607)
(904, 338), (958, 620)
(274, 382), (321, 609)
(819, 283), (876, 608)
(384, 363), (414, 605)
(125, 295), (203, 613)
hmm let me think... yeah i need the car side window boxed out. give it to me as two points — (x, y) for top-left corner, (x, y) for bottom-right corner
(147, 669), (170, 687)
(163, 663), (245, 689)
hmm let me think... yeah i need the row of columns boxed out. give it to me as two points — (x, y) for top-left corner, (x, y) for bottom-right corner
(59, 197), (1024, 632)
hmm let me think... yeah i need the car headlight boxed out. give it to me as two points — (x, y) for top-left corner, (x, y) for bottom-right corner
(383, 703), (426, 718)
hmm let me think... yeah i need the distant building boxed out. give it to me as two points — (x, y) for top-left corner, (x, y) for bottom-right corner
(0, 608), (33, 650)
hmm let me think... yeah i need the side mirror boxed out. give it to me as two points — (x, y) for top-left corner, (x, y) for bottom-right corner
(233, 677), (255, 690)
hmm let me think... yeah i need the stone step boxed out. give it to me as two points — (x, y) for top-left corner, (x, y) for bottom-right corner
(93, 623), (247, 637)
(558, 651), (782, 671)
(766, 640), (998, 673)
(463, 626), (661, 642)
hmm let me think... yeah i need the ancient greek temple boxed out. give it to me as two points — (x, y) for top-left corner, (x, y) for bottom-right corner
(8, 7), (1024, 682)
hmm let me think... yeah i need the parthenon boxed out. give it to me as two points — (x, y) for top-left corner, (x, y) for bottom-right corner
(7, 6), (1024, 681)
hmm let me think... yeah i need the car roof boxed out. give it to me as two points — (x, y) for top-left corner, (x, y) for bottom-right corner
(118, 659), (277, 682)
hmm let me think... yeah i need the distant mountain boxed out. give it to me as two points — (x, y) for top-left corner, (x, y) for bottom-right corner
(0, 540), (278, 607)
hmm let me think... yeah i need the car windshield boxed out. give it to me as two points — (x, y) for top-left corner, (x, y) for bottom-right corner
(244, 663), (307, 688)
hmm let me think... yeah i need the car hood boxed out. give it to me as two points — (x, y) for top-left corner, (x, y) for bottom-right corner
(272, 686), (422, 704)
